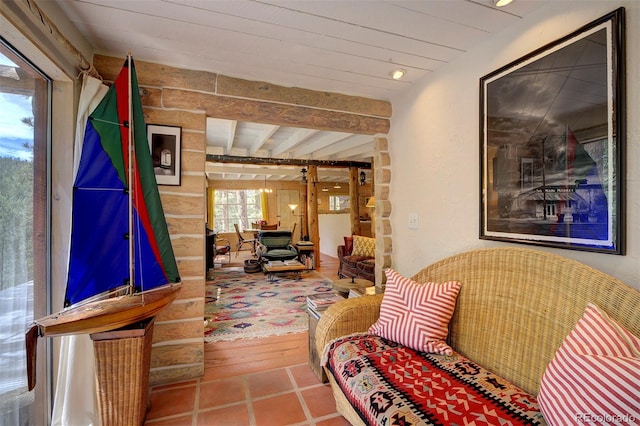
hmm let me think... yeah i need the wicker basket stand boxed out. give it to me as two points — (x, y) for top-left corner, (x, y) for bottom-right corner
(90, 318), (155, 426)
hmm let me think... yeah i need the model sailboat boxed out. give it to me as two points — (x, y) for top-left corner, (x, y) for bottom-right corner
(26, 56), (181, 390)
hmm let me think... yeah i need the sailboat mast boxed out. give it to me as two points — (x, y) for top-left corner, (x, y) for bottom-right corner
(127, 53), (135, 296)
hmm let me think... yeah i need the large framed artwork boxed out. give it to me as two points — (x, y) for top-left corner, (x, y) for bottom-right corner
(480, 8), (625, 254)
(147, 124), (182, 186)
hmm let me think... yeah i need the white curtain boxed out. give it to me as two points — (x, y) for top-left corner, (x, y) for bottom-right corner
(51, 73), (108, 426)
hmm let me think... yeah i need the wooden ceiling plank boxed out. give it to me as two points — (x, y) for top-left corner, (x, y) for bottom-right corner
(269, 0), (486, 50)
(249, 124), (279, 156)
(293, 132), (352, 157)
(225, 120), (237, 155)
(271, 128), (318, 156)
(311, 134), (373, 159)
(327, 144), (375, 161)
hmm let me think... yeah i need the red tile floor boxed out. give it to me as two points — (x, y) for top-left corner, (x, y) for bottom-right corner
(144, 362), (349, 426)
(144, 252), (349, 425)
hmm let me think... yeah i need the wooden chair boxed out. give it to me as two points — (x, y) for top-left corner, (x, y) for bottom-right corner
(260, 224), (278, 230)
(233, 224), (257, 257)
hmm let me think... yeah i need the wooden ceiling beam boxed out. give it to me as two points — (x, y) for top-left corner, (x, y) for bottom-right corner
(206, 154), (371, 169)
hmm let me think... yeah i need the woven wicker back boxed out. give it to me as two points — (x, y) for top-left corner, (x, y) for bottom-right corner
(411, 247), (640, 396)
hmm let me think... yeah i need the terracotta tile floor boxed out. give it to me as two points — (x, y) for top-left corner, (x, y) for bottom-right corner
(145, 253), (348, 425)
(144, 363), (349, 426)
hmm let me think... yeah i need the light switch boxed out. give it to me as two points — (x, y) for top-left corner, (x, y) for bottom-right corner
(408, 213), (419, 229)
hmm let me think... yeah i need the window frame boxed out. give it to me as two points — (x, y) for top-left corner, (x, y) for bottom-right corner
(0, 38), (52, 426)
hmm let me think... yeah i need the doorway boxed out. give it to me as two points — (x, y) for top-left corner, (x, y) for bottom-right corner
(277, 189), (300, 241)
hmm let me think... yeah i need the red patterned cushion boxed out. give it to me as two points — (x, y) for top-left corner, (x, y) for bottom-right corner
(538, 303), (640, 425)
(368, 269), (461, 355)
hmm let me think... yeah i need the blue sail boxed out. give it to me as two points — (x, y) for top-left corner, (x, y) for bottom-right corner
(64, 58), (180, 307)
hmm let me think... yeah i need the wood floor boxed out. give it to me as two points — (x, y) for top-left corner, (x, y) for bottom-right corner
(205, 251), (339, 379)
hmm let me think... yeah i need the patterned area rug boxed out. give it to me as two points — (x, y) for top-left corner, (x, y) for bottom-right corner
(204, 267), (333, 343)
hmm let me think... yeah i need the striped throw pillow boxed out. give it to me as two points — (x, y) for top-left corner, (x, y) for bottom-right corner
(537, 303), (640, 425)
(368, 269), (461, 355)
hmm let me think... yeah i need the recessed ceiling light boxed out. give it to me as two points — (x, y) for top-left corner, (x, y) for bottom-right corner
(494, 0), (513, 7)
(391, 69), (406, 80)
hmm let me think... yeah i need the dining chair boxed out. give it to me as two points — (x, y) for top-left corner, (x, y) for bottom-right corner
(233, 223), (257, 257)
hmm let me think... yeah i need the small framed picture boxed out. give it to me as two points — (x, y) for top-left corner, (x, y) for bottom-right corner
(147, 124), (181, 186)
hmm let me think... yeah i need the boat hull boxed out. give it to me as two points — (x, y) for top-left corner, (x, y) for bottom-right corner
(26, 284), (181, 390)
(37, 285), (180, 336)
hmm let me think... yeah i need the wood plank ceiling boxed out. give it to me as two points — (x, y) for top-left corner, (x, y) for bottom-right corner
(55, 0), (547, 182)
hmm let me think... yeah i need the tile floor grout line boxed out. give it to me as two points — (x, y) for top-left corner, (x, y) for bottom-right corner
(247, 385), (324, 403)
(286, 365), (315, 425)
(192, 380), (200, 426)
(244, 374), (257, 426)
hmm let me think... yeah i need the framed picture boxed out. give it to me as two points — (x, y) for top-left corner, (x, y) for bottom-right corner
(479, 8), (625, 254)
(147, 124), (182, 186)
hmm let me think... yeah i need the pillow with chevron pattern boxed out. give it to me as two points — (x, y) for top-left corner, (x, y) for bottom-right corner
(351, 235), (375, 257)
(368, 269), (461, 355)
(537, 303), (640, 425)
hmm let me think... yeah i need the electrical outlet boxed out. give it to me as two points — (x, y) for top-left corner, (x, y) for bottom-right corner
(408, 213), (419, 229)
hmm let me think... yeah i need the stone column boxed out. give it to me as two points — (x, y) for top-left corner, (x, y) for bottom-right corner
(374, 137), (391, 291)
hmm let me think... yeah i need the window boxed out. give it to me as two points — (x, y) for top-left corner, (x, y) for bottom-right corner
(329, 195), (350, 211)
(0, 43), (50, 425)
(214, 189), (263, 232)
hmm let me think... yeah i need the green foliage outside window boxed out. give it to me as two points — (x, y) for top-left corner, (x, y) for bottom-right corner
(0, 156), (33, 291)
(214, 189), (263, 232)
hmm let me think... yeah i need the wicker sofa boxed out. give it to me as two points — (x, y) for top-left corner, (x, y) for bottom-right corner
(316, 247), (640, 425)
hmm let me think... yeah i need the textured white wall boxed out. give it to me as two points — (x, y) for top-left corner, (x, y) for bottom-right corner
(389, 1), (640, 289)
(319, 214), (351, 257)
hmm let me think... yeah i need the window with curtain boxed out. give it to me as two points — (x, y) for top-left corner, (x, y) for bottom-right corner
(0, 44), (50, 425)
(213, 189), (263, 232)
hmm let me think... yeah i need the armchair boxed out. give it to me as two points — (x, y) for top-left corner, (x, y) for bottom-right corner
(337, 235), (375, 283)
(255, 230), (298, 262)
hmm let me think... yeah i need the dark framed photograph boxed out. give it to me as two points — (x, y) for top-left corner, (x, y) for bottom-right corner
(480, 8), (625, 254)
(147, 124), (182, 186)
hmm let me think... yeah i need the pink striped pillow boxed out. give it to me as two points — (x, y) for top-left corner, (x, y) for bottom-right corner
(368, 269), (461, 355)
(538, 303), (640, 425)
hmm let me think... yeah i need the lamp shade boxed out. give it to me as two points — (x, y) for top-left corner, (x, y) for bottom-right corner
(366, 197), (375, 208)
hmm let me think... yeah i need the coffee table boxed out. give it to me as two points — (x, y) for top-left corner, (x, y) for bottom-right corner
(333, 277), (374, 297)
(263, 260), (306, 281)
